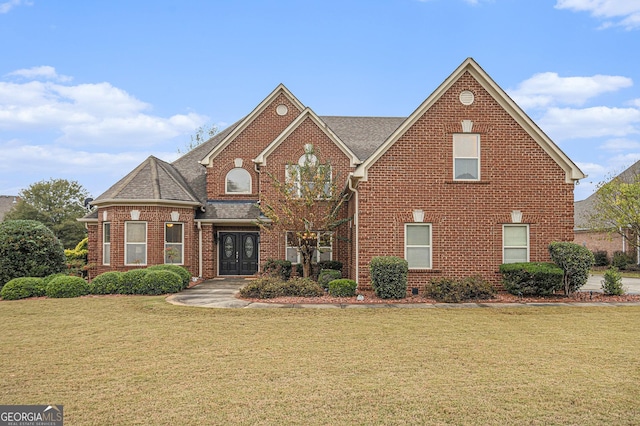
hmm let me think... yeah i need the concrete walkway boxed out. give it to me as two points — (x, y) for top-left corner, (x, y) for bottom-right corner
(166, 276), (640, 309)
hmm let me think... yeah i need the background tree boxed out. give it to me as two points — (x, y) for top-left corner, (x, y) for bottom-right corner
(5, 178), (91, 249)
(257, 145), (349, 278)
(178, 122), (218, 154)
(588, 171), (640, 253)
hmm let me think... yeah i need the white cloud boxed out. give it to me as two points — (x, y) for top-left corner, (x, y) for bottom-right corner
(0, 0), (32, 14)
(509, 72), (632, 109)
(555, 0), (640, 30)
(599, 137), (640, 151)
(0, 69), (208, 146)
(6, 66), (72, 82)
(630, 98), (640, 107)
(540, 106), (640, 140)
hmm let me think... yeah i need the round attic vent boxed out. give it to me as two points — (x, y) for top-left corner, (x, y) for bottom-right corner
(276, 104), (288, 116)
(459, 90), (474, 106)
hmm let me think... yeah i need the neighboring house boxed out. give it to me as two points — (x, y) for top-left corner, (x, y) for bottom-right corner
(0, 196), (19, 221)
(574, 160), (640, 261)
(82, 58), (585, 290)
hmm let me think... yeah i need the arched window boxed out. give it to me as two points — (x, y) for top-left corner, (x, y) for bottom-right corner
(226, 168), (251, 194)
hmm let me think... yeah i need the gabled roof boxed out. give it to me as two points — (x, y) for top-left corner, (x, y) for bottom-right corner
(353, 57), (586, 184)
(253, 108), (362, 167)
(93, 156), (201, 207)
(199, 84), (305, 167)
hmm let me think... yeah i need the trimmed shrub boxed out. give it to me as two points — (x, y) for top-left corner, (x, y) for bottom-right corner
(262, 259), (292, 281)
(139, 270), (183, 295)
(121, 269), (149, 295)
(612, 251), (634, 270)
(601, 266), (624, 296)
(592, 250), (609, 267)
(499, 262), (564, 296)
(424, 276), (495, 303)
(318, 260), (343, 272)
(0, 220), (66, 289)
(239, 277), (323, 299)
(46, 275), (91, 298)
(318, 269), (342, 289)
(370, 256), (408, 299)
(328, 279), (357, 297)
(549, 242), (595, 295)
(147, 265), (191, 289)
(91, 271), (124, 295)
(1, 277), (46, 300)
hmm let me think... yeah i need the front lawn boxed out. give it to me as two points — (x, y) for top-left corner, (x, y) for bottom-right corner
(1, 297), (639, 425)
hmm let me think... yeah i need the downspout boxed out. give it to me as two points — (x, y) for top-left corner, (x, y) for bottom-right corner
(197, 221), (203, 278)
(347, 173), (359, 284)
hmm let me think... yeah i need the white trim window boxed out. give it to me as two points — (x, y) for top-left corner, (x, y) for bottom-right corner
(103, 222), (111, 265)
(286, 231), (333, 263)
(405, 223), (432, 269)
(453, 134), (480, 180)
(503, 224), (529, 264)
(125, 222), (147, 265)
(285, 153), (332, 198)
(164, 223), (184, 265)
(225, 168), (252, 194)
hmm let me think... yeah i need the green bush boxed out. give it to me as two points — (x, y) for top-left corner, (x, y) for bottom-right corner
(91, 271), (124, 295)
(121, 269), (149, 295)
(612, 251), (634, 269)
(0, 277), (46, 300)
(46, 275), (91, 298)
(318, 269), (342, 289)
(601, 266), (624, 296)
(262, 259), (292, 280)
(239, 277), (323, 299)
(0, 220), (66, 289)
(319, 260), (343, 272)
(147, 265), (191, 289)
(328, 279), (357, 297)
(424, 276), (495, 303)
(138, 270), (183, 295)
(592, 250), (609, 267)
(499, 262), (564, 296)
(370, 256), (408, 299)
(549, 242), (595, 295)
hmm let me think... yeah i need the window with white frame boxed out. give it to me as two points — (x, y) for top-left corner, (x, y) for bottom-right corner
(103, 222), (111, 265)
(453, 134), (480, 180)
(225, 168), (251, 194)
(164, 223), (183, 264)
(405, 223), (432, 269)
(503, 224), (529, 263)
(285, 153), (332, 198)
(125, 222), (147, 265)
(286, 231), (333, 263)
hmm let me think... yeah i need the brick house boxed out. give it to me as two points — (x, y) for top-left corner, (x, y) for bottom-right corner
(82, 58), (585, 289)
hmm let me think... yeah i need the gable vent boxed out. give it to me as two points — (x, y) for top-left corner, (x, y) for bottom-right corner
(459, 90), (474, 106)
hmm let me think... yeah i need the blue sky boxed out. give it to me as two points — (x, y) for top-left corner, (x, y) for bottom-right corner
(1, 0), (639, 201)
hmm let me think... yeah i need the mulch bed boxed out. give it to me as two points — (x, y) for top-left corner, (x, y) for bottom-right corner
(238, 290), (640, 305)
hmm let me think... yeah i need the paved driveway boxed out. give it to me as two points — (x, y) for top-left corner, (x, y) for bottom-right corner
(581, 274), (640, 295)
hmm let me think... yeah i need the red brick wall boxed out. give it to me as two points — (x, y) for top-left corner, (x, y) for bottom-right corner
(356, 72), (575, 290)
(574, 229), (635, 261)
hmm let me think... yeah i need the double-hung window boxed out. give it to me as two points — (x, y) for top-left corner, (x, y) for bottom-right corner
(503, 225), (529, 263)
(165, 223), (184, 264)
(405, 223), (432, 269)
(454, 134), (480, 180)
(125, 222), (147, 265)
(286, 231), (333, 263)
(103, 222), (111, 265)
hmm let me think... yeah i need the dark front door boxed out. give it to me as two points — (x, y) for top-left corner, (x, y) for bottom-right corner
(219, 232), (259, 275)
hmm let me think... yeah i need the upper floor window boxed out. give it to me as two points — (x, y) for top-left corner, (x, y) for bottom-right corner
(226, 168), (251, 194)
(453, 134), (480, 180)
(285, 152), (332, 198)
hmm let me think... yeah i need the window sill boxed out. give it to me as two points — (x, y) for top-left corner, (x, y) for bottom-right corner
(445, 180), (490, 185)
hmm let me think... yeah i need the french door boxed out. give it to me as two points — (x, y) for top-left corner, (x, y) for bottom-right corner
(219, 232), (259, 275)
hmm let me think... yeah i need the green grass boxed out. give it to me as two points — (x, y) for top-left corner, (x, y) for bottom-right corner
(1, 297), (639, 425)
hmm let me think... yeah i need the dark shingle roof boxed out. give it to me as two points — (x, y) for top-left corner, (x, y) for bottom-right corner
(197, 200), (261, 221)
(575, 159), (640, 229)
(94, 156), (200, 205)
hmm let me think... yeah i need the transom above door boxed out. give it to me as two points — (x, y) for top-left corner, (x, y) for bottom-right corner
(219, 232), (259, 275)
